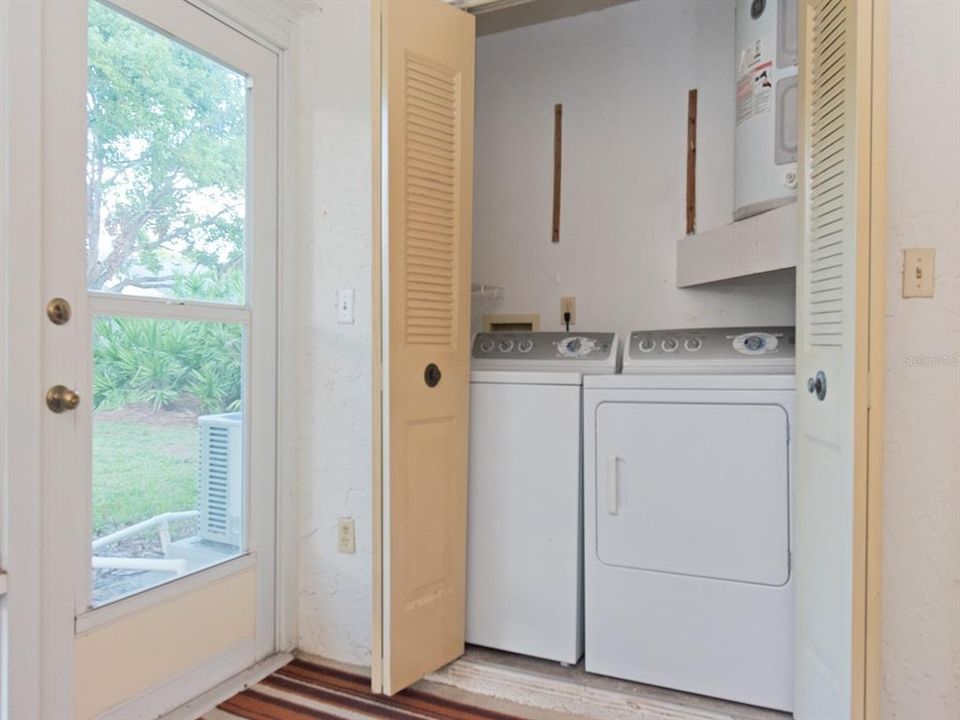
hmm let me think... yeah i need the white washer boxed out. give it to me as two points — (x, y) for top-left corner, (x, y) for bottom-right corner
(467, 331), (619, 664)
(584, 327), (795, 711)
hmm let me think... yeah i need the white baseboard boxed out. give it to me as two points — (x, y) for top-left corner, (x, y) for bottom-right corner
(427, 658), (738, 720)
(156, 651), (293, 720)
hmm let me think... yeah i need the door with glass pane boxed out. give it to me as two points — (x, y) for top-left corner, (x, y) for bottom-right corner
(41, 1), (278, 717)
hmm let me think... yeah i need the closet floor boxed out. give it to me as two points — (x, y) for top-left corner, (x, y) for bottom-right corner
(426, 645), (792, 720)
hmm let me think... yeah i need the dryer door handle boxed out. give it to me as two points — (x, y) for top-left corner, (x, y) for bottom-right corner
(607, 455), (619, 515)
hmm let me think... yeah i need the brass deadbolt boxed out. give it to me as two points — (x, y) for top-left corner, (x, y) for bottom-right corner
(46, 385), (80, 413)
(46, 297), (72, 325)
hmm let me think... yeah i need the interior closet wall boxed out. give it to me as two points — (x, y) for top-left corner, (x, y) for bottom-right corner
(296, 0), (374, 666)
(882, 1), (960, 716)
(472, 0), (795, 337)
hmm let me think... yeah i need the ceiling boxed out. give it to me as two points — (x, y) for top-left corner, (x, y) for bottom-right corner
(446, 0), (638, 36)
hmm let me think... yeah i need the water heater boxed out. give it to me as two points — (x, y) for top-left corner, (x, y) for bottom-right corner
(734, 0), (799, 220)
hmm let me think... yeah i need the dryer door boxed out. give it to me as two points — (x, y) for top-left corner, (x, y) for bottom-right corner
(596, 401), (790, 586)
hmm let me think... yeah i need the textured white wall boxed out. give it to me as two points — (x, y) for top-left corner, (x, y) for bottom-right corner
(882, 1), (960, 717)
(472, 0), (795, 338)
(296, 0), (374, 666)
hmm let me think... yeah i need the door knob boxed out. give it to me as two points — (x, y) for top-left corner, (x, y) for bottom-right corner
(424, 363), (442, 388)
(46, 385), (80, 413)
(806, 370), (827, 401)
(46, 297), (72, 325)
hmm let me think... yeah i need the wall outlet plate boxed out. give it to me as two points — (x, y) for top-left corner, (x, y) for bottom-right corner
(337, 517), (356, 554)
(903, 248), (935, 298)
(561, 296), (576, 325)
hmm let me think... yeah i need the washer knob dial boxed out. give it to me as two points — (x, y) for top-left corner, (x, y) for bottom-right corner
(638, 337), (656, 353)
(661, 337), (679, 352)
(684, 337), (702, 352)
(733, 331), (779, 355)
(558, 336), (596, 357)
(498, 339), (514, 353)
(518, 339), (534, 353)
(479, 338), (495, 353)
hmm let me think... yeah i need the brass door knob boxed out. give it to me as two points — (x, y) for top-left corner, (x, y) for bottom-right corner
(46, 385), (80, 413)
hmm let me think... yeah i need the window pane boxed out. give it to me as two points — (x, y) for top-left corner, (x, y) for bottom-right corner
(87, 2), (246, 305)
(91, 316), (245, 607)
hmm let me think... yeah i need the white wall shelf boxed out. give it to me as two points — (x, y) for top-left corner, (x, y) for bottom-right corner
(677, 203), (797, 287)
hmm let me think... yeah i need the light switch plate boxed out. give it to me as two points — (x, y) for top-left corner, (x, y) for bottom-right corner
(903, 248), (935, 298)
(336, 288), (355, 323)
(337, 518), (356, 554)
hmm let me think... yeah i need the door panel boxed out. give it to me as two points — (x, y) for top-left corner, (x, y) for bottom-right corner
(37, 1), (279, 716)
(377, 0), (475, 696)
(596, 402), (790, 586)
(794, 0), (879, 717)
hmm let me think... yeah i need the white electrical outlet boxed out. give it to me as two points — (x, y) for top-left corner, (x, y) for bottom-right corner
(336, 288), (355, 324)
(561, 296), (576, 326)
(337, 518), (356, 554)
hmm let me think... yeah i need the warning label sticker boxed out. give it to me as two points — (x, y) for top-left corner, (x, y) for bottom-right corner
(737, 34), (774, 126)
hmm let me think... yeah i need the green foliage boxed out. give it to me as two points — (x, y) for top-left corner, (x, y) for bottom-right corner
(87, 1), (246, 294)
(93, 270), (244, 413)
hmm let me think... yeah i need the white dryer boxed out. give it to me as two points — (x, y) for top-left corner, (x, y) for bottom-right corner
(583, 327), (795, 711)
(467, 331), (619, 664)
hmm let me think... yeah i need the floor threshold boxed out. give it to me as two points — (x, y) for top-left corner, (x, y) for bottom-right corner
(426, 646), (791, 720)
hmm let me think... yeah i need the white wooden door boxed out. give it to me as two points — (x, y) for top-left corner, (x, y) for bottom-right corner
(794, 0), (884, 717)
(29, 2), (279, 717)
(374, 0), (475, 696)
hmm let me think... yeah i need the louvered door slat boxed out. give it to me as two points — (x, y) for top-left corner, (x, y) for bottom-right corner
(804, 0), (852, 349)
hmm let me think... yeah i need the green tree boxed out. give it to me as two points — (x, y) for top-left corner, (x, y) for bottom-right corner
(86, 1), (246, 298)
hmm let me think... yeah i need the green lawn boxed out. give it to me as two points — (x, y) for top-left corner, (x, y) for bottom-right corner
(92, 417), (199, 537)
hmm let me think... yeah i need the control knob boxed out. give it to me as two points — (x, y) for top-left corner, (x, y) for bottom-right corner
(661, 337), (679, 352)
(638, 337), (656, 353)
(498, 339), (514, 353)
(518, 339), (534, 353)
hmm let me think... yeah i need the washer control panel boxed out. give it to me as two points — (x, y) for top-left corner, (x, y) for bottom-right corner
(472, 332), (618, 363)
(624, 326), (795, 373)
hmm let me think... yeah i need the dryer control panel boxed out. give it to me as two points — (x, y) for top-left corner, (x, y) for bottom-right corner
(623, 326), (795, 374)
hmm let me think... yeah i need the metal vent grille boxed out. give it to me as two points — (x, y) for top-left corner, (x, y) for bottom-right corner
(203, 426), (229, 535)
(198, 413), (242, 546)
(807, 0), (848, 349)
(403, 53), (459, 347)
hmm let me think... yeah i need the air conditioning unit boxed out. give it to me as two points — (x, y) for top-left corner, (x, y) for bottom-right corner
(198, 412), (243, 547)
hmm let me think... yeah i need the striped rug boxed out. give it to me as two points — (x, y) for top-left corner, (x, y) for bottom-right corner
(204, 658), (531, 720)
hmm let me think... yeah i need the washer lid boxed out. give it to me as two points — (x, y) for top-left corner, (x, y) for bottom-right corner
(469, 370), (583, 386)
(471, 331), (619, 374)
(623, 326), (795, 374)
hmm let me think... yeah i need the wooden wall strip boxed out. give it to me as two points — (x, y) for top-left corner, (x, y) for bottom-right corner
(552, 103), (562, 243)
(686, 88), (698, 235)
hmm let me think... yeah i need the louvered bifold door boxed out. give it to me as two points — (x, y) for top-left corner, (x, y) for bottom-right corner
(794, 0), (877, 718)
(376, 0), (475, 696)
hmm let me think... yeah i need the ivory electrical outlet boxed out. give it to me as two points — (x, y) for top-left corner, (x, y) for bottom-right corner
(337, 518), (356, 554)
(561, 296), (576, 326)
(903, 248), (935, 298)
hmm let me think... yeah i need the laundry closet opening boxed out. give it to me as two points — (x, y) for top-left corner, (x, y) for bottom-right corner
(462, 0), (796, 716)
(376, 0), (878, 716)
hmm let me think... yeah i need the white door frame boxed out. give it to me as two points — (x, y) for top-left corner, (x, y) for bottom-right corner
(0, 2), (299, 717)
